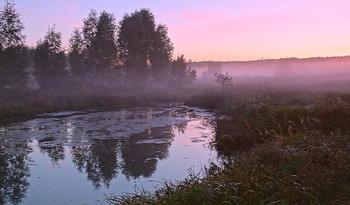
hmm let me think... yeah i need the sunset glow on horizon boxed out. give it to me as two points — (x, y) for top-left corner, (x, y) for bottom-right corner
(11, 0), (350, 61)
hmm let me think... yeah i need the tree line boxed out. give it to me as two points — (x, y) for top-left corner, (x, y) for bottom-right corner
(0, 0), (196, 91)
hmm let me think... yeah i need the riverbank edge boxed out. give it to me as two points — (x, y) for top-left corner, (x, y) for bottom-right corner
(0, 89), (183, 126)
(108, 88), (350, 204)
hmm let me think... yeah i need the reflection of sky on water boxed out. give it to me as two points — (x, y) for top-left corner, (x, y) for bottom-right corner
(0, 104), (218, 205)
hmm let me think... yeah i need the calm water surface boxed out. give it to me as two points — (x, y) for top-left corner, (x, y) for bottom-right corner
(0, 103), (219, 205)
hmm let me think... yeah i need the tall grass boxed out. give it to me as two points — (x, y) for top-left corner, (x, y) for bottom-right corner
(109, 85), (350, 204)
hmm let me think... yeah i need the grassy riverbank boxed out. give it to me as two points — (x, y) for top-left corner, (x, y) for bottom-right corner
(109, 86), (350, 204)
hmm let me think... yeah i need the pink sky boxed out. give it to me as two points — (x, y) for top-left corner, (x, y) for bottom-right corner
(12, 0), (350, 61)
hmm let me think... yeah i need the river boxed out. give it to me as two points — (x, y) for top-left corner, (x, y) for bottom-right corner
(0, 103), (219, 205)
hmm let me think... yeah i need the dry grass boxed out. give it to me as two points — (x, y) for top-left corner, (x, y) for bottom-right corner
(109, 85), (350, 204)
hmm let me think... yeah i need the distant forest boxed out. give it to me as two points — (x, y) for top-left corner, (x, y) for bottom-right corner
(0, 0), (196, 92)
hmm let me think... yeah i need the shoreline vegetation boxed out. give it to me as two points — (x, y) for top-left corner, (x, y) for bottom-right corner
(106, 85), (350, 204)
(1, 1), (350, 204)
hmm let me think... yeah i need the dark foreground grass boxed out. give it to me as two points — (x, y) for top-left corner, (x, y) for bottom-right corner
(109, 132), (350, 204)
(108, 87), (350, 204)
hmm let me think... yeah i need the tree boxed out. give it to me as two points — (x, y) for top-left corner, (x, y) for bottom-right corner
(82, 9), (98, 71)
(68, 28), (84, 74)
(0, 0), (27, 90)
(34, 26), (66, 91)
(92, 11), (117, 70)
(169, 54), (196, 85)
(150, 24), (173, 82)
(80, 9), (118, 73)
(82, 9), (98, 49)
(214, 72), (233, 89)
(118, 9), (156, 82)
(118, 9), (174, 84)
(0, 0), (25, 48)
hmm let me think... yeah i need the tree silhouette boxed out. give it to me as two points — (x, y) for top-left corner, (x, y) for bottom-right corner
(34, 26), (67, 91)
(0, 5), (194, 91)
(68, 10), (120, 90)
(214, 72), (233, 89)
(92, 11), (117, 71)
(118, 9), (155, 83)
(118, 9), (174, 84)
(169, 54), (196, 85)
(0, 0), (25, 48)
(150, 24), (173, 82)
(0, 0), (27, 90)
(68, 28), (84, 75)
(82, 9), (98, 72)
(0, 143), (31, 204)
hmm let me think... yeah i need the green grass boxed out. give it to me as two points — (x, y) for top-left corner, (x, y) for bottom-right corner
(109, 129), (350, 204)
(108, 86), (350, 204)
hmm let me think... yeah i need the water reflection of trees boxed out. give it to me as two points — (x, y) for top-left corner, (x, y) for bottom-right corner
(121, 125), (175, 179)
(71, 139), (121, 189)
(0, 143), (31, 205)
(39, 143), (65, 166)
(174, 123), (188, 135)
(0, 106), (212, 202)
(0, 117), (196, 201)
(69, 124), (178, 188)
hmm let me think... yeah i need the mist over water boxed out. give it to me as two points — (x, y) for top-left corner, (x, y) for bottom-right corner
(2, 1), (350, 204)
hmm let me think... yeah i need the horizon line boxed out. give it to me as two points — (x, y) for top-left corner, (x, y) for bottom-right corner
(190, 55), (350, 63)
